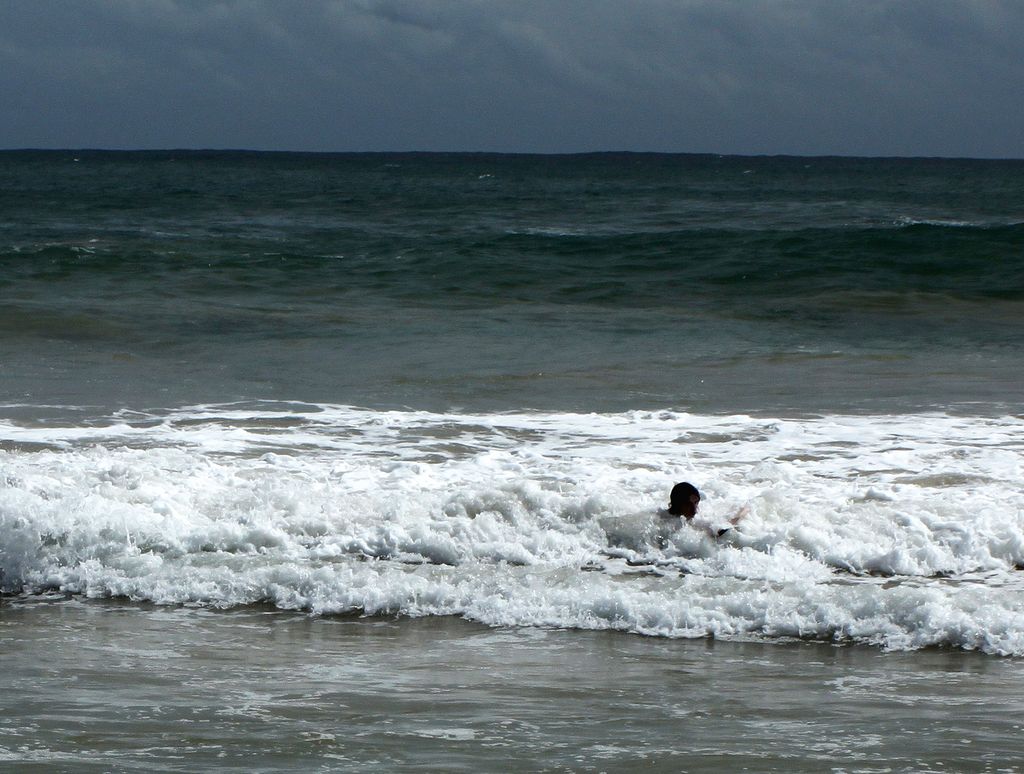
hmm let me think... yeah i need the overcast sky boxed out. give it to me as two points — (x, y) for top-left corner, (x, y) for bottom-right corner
(1, 0), (1022, 157)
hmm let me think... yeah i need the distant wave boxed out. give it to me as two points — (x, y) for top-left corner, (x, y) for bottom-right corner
(895, 216), (1024, 228)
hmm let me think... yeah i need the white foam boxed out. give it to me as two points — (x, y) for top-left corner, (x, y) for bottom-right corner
(895, 215), (1024, 228)
(2, 403), (1024, 654)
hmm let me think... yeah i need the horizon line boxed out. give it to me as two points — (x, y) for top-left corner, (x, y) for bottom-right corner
(1, 147), (1023, 162)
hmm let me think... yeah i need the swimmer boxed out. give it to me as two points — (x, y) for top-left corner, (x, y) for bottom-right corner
(664, 481), (748, 537)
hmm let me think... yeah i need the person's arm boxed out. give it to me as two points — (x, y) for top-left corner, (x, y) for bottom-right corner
(715, 506), (750, 537)
(728, 505), (750, 526)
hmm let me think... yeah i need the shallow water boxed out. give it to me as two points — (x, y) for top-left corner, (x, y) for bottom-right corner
(2, 598), (1022, 773)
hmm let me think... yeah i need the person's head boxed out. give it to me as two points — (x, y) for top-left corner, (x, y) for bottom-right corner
(668, 481), (701, 519)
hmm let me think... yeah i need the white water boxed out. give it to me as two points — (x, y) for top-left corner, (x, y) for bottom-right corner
(3, 403), (1023, 654)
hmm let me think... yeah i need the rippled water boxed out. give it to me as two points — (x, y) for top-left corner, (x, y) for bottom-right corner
(3, 151), (1023, 414)
(3, 599), (1023, 773)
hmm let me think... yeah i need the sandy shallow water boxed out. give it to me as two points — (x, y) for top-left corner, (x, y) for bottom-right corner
(2, 596), (1023, 772)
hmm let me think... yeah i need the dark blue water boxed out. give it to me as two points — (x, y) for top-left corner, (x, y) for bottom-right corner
(2, 151), (1023, 416)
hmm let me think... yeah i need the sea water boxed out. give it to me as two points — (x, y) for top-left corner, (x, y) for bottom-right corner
(6, 602), (1024, 772)
(2, 151), (1024, 769)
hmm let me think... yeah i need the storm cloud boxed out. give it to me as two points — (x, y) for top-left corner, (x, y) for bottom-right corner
(1, 0), (1022, 156)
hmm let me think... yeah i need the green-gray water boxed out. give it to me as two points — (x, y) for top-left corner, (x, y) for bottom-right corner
(3, 151), (1023, 415)
(4, 598), (1023, 773)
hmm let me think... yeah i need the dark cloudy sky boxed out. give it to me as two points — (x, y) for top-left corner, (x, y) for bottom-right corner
(2, 0), (1022, 156)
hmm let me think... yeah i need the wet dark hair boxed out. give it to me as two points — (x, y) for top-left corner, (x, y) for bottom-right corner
(668, 481), (701, 516)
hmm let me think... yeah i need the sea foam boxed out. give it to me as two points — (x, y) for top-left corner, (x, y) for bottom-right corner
(2, 404), (1023, 654)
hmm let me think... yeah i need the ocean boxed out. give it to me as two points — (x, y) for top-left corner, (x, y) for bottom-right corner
(2, 150), (1024, 771)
